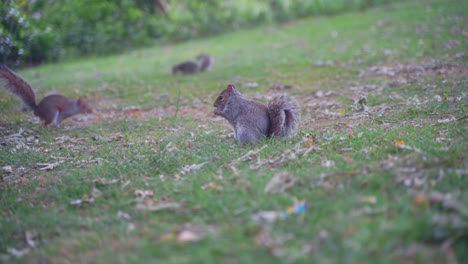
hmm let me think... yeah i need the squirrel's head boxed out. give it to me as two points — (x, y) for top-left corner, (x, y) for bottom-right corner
(225, 84), (241, 95)
(213, 84), (238, 115)
(77, 98), (93, 114)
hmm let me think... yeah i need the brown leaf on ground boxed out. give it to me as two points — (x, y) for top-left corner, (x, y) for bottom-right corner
(254, 229), (290, 258)
(6, 247), (30, 258)
(0, 128), (38, 150)
(232, 145), (268, 165)
(116, 210), (131, 220)
(134, 189), (154, 199)
(135, 196), (181, 212)
(177, 229), (201, 242)
(353, 95), (369, 112)
(70, 197), (95, 205)
(158, 224), (216, 243)
(390, 242), (458, 264)
(91, 133), (123, 142)
(93, 177), (119, 185)
(408, 191), (468, 218)
(25, 230), (40, 249)
(264, 172), (297, 194)
(252, 211), (281, 226)
(358, 196), (377, 204)
(179, 162), (207, 175)
(2, 166), (13, 173)
(201, 181), (223, 191)
(135, 201), (181, 212)
(359, 62), (467, 78)
(245, 142), (320, 170)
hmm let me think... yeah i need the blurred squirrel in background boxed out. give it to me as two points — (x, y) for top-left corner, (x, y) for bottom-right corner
(0, 65), (92, 127)
(213, 84), (300, 145)
(172, 54), (213, 75)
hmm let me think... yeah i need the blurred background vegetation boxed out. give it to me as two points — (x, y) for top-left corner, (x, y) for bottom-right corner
(1, 0), (390, 66)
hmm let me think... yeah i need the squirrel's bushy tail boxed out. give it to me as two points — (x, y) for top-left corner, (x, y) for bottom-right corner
(268, 95), (301, 137)
(0, 64), (37, 110)
(198, 54), (213, 72)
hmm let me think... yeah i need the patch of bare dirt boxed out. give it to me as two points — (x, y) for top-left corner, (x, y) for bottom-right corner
(89, 96), (217, 125)
(52, 235), (143, 264)
(359, 62), (468, 79)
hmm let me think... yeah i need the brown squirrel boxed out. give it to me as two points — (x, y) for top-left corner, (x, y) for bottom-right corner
(213, 84), (301, 145)
(0, 64), (92, 127)
(172, 53), (213, 75)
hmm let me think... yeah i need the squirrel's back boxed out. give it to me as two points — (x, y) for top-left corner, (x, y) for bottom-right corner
(0, 64), (37, 110)
(34, 94), (91, 126)
(172, 61), (199, 75)
(172, 54), (213, 75)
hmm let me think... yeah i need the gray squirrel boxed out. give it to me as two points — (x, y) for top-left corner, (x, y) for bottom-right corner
(0, 64), (92, 127)
(213, 84), (300, 145)
(172, 54), (213, 75)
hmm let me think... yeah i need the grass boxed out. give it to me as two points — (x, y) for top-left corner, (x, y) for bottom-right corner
(0, 0), (467, 263)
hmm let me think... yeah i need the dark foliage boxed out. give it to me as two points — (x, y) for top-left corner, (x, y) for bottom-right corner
(0, 0), (391, 66)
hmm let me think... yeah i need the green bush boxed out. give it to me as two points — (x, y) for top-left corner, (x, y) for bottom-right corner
(0, 0), (58, 65)
(40, 0), (165, 57)
(1, 0), (393, 66)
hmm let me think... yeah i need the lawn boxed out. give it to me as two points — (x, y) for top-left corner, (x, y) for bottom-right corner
(0, 0), (467, 263)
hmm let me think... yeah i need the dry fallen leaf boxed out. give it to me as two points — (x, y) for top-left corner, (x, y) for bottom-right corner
(180, 162), (207, 175)
(158, 224), (215, 243)
(6, 247), (30, 258)
(264, 172), (297, 194)
(37, 160), (65, 171)
(412, 195), (429, 206)
(437, 117), (457, 124)
(165, 142), (178, 154)
(134, 189), (154, 198)
(116, 210), (131, 220)
(358, 196), (377, 204)
(247, 142), (321, 170)
(91, 187), (103, 198)
(135, 201), (181, 212)
(321, 159), (335, 168)
(70, 197), (95, 205)
(2, 166), (13, 173)
(252, 211), (281, 225)
(354, 95), (369, 112)
(93, 177), (119, 185)
(25, 231), (40, 249)
(393, 140), (405, 148)
(177, 230), (201, 243)
(201, 181), (222, 191)
(409, 190), (468, 218)
(245, 82), (259, 88)
(0, 128), (35, 150)
(255, 229), (286, 257)
(393, 141), (423, 153)
(234, 145), (267, 164)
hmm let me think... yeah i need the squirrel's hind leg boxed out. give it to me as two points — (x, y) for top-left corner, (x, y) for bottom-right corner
(236, 126), (261, 146)
(46, 111), (61, 128)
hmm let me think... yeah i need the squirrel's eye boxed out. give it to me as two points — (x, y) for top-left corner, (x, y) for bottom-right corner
(218, 96), (224, 100)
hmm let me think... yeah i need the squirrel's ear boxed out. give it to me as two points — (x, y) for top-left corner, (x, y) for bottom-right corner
(227, 84), (235, 92)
